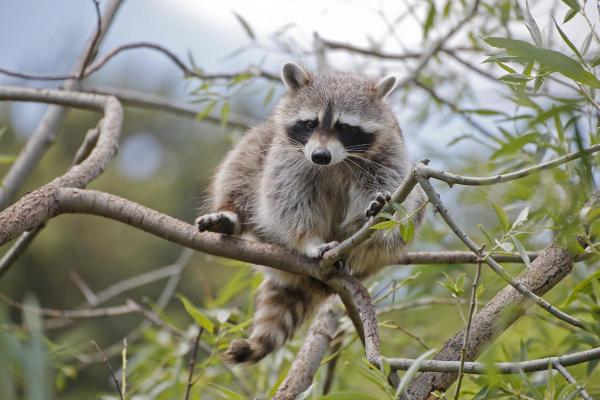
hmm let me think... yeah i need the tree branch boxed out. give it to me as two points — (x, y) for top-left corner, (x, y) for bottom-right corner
(273, 301), (341, 400)
(0, 0), (124, 210)
(83, 85), (257, 129)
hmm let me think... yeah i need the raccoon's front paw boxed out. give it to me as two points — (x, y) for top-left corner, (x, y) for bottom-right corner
(304, 241), (339, 260)
(196, 211), (241, 235)
(365, 191), (392, 217)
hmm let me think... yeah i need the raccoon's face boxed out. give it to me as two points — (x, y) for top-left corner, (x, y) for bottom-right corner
(278, 63), (398, 167)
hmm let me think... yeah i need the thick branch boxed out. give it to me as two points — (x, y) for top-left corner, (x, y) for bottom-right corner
(273, 301), (341, 400)
(404, 241), (579, 399)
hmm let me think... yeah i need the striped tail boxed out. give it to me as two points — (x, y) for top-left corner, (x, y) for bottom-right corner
(224, 277), (330, 364)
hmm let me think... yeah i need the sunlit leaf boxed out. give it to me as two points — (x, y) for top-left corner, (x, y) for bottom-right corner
(370, 220), (398, 230)
(178, 295), (215, 334)
(492, 202), (509, 232)
(196, 100), (217, 122)
(485, 37), (600, 88)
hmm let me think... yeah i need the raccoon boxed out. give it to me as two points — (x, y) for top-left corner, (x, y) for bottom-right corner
(196, 63), (426, 364)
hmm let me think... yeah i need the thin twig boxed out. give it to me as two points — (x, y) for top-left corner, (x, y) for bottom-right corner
(184, 327), (204, 400)
(0, 0), (124, 210)
(416, 173), (584, 328)
(385, 346), (600, 374)
(421, 144), (600, 186)
(0, 225), (43, 278)
(79, 0), (103, 78)
(453, 257), (483, 399)
(552, 360), (594, 400)
(0, 42), (279, 83)
(91, 341), (124, 400)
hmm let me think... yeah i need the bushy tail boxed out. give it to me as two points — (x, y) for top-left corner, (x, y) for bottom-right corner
(224, 277), (330, 364)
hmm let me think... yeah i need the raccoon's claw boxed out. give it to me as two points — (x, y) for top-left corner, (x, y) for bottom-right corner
(366, 191), (392, 217)
(316, 241), (340, 259)
(196, 211), (241, 235)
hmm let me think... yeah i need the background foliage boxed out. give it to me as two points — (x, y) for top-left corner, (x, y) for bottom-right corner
(1, 0), (600, 398)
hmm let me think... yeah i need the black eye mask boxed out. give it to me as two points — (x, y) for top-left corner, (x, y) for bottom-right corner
(287, 119), (318, 145)
(335, 121), (374, 152)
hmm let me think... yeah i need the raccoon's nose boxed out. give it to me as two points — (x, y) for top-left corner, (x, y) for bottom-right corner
(311, 148), (331, 165)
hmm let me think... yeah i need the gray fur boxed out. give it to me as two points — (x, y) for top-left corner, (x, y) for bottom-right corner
(198, 65), (427, 363)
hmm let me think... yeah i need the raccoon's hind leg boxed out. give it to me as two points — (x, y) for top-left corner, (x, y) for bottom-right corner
(224, 277), (330, 364)
(196, 211), (242, 235)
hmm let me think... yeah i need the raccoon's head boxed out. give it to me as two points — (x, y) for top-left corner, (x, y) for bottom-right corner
(275, 62), (400, 166)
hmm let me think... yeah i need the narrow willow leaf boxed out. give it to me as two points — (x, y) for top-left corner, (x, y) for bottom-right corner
(581, 30), (593, 56)
(491, 132), (538, 159)
(196, 100), (217, 121)
(395, 349), (437, 397)
(370, 220), (399, 230)
(220, 101), (230, 127)
(524, 0), (543, 47)
(513, 206), (530, 228)
(492, 202), (509, 232)
(560, 0), (580, 11)
(0, 155), (17, 165)
(553, 18), (585, 64)
(499, 73), (533, 83)
(178, 295), (215, 334)
(512, 237), (531, 268)
(563, 7), (578, 23)
(232, 12), (256, 40)
(485, 37), (600, 87)
(423, 2), (436, 39)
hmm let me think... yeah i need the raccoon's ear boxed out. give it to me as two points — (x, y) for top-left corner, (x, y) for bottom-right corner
(374, 76), (397, 99)
(281, 62), (310, 91)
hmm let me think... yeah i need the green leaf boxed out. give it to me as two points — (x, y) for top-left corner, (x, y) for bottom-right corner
(220, 101), (230, 127)
(513, 206), (530, 228)
(492, 202), (509, 232)
(524, 1), (543, 47)
(370, 220), (399, 230)
(479, 224), (495, 246)
(499, 73), (533, 83)
(553, 18), (585, 64)
(560, 0), (580, 11)
(208, 382), (245, 400)
(563, 268), (600, 306)
(0, 155), (17, 165)
(581, 30), (593, 56)
(459, 108), (507, 116)
(178, 295), (215, 334)
(485, 37), (600, 88)
(491, 132), (538, 160)
(232, 12), (255, 40)
(423, 2), (436, 39)
(512, 237), (531, 268)
(528, 104), (576, 127)
(563, 7), (578, 23)
(196, 100), (217, 122)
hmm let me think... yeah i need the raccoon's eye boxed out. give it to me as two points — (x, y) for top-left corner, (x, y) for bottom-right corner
(338, 123), (361, 135)
(338, 123), (351, 133)
(304, 120), (317, 130)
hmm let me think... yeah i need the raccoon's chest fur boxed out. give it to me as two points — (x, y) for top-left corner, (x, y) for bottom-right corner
(254, 144), (378, 249)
